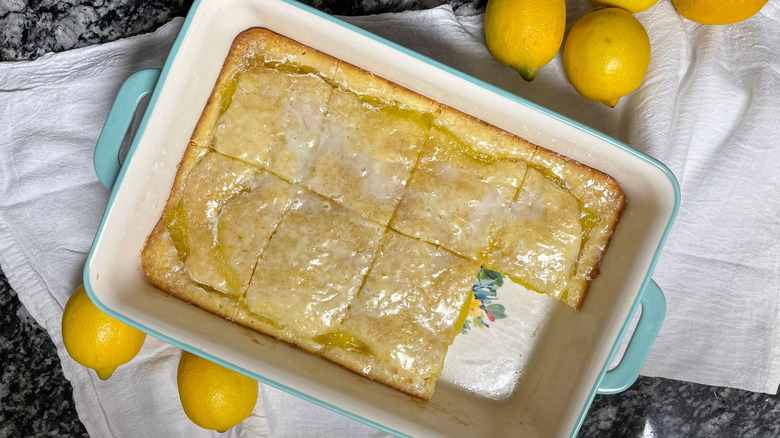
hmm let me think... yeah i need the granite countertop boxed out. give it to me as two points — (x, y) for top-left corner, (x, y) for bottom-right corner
(2, 0), (779, 436)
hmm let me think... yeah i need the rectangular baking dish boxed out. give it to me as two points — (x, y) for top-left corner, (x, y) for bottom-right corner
(85, 0), (680, 436)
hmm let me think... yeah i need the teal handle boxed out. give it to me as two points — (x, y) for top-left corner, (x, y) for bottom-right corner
(597, 280), (666, 394)
(94, 68), (160, 189)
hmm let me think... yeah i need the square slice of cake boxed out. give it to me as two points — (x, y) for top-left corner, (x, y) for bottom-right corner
(175, 151), (286, 297)
(210, 170), (295, 294)
(321, 231), (480, 399)
(392, 127), (528, 260)
(243, 190), (385, 340)
(528, 148), (626, 307)
(212, 66), (333, 183)
(142, 225), (245, 323)
(486, 167), (583, 303)
(305, 88), (431, 225)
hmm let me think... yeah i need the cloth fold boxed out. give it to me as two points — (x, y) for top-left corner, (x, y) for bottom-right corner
(1, 3), (779, 436)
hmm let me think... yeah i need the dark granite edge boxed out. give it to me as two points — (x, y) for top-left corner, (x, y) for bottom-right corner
(0, 0), (487, 62)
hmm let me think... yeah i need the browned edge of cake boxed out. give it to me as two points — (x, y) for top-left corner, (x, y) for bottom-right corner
(529, 147), (626, 308)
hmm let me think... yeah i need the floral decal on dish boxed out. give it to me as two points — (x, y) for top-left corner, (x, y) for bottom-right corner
(461, 266), (507, 334)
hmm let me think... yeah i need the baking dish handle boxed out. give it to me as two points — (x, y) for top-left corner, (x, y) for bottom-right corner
(597, 280), (666, 395)
(94, 68), (160, 189)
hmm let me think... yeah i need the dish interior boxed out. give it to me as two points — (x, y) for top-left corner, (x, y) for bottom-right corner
(86, 1), (677, 436)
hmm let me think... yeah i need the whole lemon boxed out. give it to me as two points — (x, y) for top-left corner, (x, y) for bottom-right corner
(563, 8), (651, 107)
(177, 351), (258, 432)
(61, 284), (146, 380)
(484, 0), (567, 81)
(672, 0), (769, 24)
(591, 0), (660, 13)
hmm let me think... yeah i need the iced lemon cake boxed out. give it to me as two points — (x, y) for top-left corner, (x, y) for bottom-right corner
(141, 28), (625, 399)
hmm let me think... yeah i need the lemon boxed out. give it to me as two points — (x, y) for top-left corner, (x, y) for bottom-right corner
(61, 284), (146, 380)
(484, 0), (567, 81)
(592, 0), (660, 13)
(672, 0), (769, 24)
(563, 8), (651, 107)
(177, 351), (258, 432)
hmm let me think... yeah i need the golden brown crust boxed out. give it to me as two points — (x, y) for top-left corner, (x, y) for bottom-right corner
(333, 61), (395, 102)
(332, 55), (440, 116)
(435, 104), (538, 162)
(320, 347), (432, 399)
(236, 28), (341, 78)
(141, 143), (209, 288)
(141, 228), (242, 320)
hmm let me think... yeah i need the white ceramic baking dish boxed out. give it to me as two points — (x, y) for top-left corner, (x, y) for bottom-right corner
(85, 0), (680, 436)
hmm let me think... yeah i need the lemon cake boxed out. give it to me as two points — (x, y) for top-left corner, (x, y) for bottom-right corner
(141, 28), (625, 400)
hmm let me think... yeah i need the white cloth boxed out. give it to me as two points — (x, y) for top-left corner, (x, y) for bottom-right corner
(344, 2), (780, 395)
(0, 3), (778, 436)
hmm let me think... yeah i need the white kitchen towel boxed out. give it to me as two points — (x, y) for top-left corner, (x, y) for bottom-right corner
(345, 1), (780, 395)
(0, 2), (779, 437)
(0, 19), (273, 438)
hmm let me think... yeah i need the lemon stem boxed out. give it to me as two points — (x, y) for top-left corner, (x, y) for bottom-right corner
(513, 66), (538, 82)
(95, 367), (117, 380)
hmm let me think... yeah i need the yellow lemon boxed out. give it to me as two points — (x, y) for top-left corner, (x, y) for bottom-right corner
(61, 284), (146, 380)
(592, 0), (660, 13)
(177, 351), (258, 432)
(563, 8), (651, 107)
(672, 0), (769, 24)
(484, 0), (567, 81)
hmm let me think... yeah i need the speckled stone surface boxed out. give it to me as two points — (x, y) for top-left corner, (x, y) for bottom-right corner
(0, 0), (486, 61)
(581, 376), (780, 437)
(2, 0), (780, 437)
(0, 268), (88, 437)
